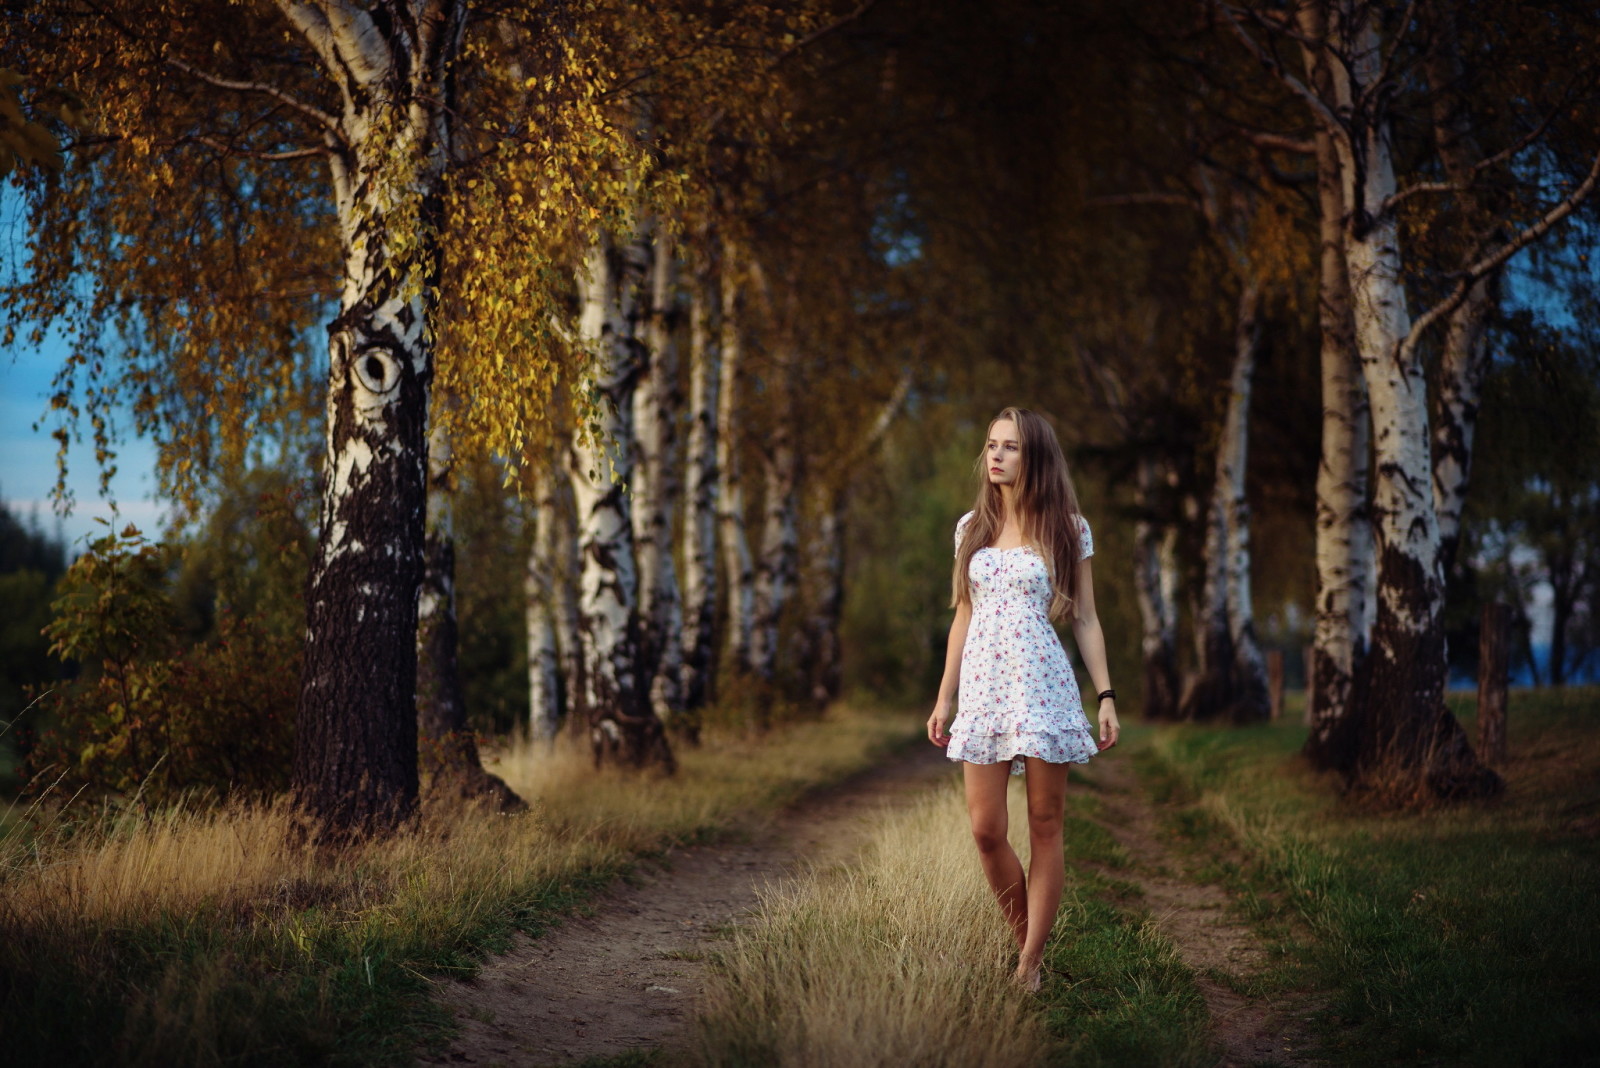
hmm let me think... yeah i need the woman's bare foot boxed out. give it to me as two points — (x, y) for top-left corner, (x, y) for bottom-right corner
(1013, 952), (1042, 993)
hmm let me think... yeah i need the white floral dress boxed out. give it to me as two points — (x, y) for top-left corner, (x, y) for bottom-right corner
(946, 511), (1100, 775)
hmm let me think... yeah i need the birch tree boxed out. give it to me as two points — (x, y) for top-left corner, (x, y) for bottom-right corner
(7, 2), (663, 832)
(1215, 0), (1600, 798)
(679, 233), (722, 718)
(567, 226), (675, 769)
(632, 235), (687, 730)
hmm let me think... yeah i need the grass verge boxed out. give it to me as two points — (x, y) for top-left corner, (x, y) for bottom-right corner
(688, 775), (1214, 1067)
(1138, 686), (1600, 1067)
(0, 705), (918, 1068)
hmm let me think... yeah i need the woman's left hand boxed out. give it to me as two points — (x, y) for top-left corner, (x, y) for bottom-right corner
(1097, 699), (1120, 751)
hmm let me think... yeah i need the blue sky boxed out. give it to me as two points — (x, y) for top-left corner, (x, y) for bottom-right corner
(0, 331), (168, 554)
(1, 185), (166, 553)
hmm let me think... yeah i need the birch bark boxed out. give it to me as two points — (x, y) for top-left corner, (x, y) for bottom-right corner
(1181, 279), (1269, 723)
(566, 230), (674, 769)
(1335, 11), (1498, 798)
(680, 237), (722, 716)
(749, 280), (800, 695)
(716, 244), (756, 682)
(1299, 2), (1373, 770)
(285, 0), (466, 836)
(632, 234), (687, 730)
(525, 461), (564, 742)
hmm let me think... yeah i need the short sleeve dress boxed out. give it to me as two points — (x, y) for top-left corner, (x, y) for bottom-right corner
(946, 511), (1101, 775)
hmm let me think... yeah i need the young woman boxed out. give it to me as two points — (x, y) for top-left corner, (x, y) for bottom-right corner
(927, 406), (1120, 991)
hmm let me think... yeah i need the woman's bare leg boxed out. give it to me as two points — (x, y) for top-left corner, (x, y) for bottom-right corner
(963, 760), (1028, 950)
(1016, 757), (1069, 990)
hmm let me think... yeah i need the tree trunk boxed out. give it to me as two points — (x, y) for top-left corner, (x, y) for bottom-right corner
(567, 230), (674, 770)
(289, 0), (467, 838)
(1132, 457), (1181, 721)
(418, 427), (522, 809)
(803, 482), (847, 710)
(1337, 12), (1499, 800)
(1299, 11), (1374, 771)
(749, 304), (800, 697)
(1476, 603), (1510, 765)
(1181, 280), (1269, 723)
(1223, 279), (1271, 723)
(632, 233), (689, 735)
(525, 461), (564, 742)
(717, 243), (756, 683)
(680, 235), (722, 716)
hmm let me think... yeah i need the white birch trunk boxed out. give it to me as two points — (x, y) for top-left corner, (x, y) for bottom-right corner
(525, 462), (563, 742)
(285, 0), (466, 835)
(1299, 6), (1374, 768)
(1335, 9), (1496, 796)
(716, 243), (755, 680)
(749, 277), (800, 694)
(1181, 279), (1269, 723)
(1223, 280), (1271, 722)
(631, 234), (687, 729)
(680, 237), (721, 715)
(566, 230), (673, 769)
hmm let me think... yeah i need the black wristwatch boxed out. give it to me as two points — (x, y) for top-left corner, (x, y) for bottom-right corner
(1096, 689), (1116, 702)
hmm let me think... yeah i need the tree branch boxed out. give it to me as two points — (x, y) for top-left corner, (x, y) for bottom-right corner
(1209, 0), (1354, 164)
(1381, 81), (1587, 215)
(1239, 128), (1315, 155)
(190, 135), (330, 162)
(1085, 191), (1200, 209)
(164, 55), (340, 135)
(1403, 146), (1600, 361)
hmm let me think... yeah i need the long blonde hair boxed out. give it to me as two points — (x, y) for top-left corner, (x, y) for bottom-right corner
(950, 407), (1085, 622)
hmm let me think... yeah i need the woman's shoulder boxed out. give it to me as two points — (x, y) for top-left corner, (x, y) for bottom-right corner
(1073, 512), (1094, 557)
(953, 510), (975, 551)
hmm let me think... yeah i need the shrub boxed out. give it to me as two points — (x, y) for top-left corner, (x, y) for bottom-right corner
(24, 525), (297, 806)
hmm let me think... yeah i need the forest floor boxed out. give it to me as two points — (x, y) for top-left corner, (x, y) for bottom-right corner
(418, 739), (1322, 1068)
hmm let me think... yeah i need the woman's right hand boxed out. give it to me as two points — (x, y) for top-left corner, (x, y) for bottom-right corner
(927, 701), (951, 747)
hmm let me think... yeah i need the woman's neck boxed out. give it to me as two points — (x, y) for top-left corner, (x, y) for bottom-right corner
(999, 485), (1019, 525)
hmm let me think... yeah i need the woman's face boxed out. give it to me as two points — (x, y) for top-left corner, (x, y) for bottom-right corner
(986, 418), (1022, 488)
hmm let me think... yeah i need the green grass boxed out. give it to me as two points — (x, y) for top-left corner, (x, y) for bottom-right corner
(1138, 687), (1600, 1068)
(1043, 792), (1215, 1067)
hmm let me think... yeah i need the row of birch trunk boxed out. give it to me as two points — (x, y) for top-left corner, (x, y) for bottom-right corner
(514, 224), (908, 770)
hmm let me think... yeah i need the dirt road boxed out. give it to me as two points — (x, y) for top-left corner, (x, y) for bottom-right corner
(419, 742), (1321, 1067)
(417, 742), (957, 1067)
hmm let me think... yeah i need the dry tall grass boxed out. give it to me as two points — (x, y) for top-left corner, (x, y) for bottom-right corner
(0, 707), (918, 1067)
(689, 779), (1055, 1067)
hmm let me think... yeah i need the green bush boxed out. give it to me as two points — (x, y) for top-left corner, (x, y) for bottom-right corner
(24, 526), (297, 806)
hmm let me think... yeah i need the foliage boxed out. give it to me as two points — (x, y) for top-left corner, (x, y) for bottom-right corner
(0, 499), (68, 783)
(23, 524), (297, 806)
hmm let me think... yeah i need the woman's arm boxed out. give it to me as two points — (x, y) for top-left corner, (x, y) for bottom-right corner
(927, 600), (973, 746)
(1070, 557), (1121, 749)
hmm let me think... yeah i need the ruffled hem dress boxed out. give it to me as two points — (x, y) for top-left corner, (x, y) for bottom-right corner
(946, 511), (1100, 776)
